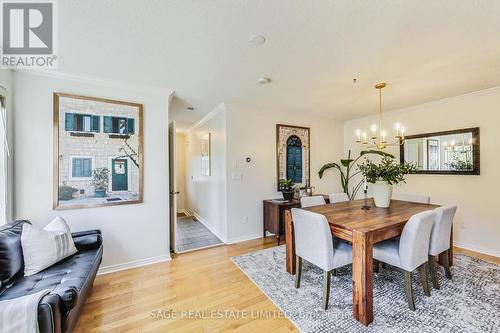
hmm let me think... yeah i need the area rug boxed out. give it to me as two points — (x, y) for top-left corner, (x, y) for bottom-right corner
(231, 245), (500, 333)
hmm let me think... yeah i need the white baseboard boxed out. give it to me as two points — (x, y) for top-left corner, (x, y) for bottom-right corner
(98, 254), (171, 275)
(193, 212), (226, 242)
(226, 233), (263, 245)
(454, 241), (500, 258)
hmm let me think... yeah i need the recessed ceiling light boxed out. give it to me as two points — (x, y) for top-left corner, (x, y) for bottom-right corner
(187, 106), (194, 110)
(257, 77), (271, 84)
(249, 35), (266, 45)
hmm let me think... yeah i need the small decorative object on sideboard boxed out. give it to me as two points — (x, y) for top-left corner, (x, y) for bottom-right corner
(279, 178), (295, 201)
(359, 156), (417, 208)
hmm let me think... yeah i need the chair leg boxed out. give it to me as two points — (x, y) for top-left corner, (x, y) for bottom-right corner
(428, 255), (440, 289)
(404, 271), (416, 311)
(418, 263), (431, 297)
(295, 256), (302, 288)
(441, 250), (452, 279)
(332, 269), (337, 276)
(321, 270), (331, 310)
(374, 259), (380, 273)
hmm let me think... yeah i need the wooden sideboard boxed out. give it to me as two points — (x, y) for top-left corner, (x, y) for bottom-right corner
(263, 194), (329, 245)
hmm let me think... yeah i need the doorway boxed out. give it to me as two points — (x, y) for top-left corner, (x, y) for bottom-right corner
(168, 121), (223, 253)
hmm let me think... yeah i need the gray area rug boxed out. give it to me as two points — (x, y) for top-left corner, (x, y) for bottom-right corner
(176, 217), (222, 252)
(231, 245), (500, 333)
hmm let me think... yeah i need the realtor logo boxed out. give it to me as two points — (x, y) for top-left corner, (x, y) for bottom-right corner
(1, 0), (57, 68)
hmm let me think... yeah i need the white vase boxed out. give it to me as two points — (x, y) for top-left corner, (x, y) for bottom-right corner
(372, 181), (393, 208)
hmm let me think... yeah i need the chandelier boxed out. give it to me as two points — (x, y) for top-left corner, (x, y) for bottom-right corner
(355, 82), (405, 149)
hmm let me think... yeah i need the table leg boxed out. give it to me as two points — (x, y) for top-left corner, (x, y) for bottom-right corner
(285, 209), (296, 275)
(352, 230), (373, 326)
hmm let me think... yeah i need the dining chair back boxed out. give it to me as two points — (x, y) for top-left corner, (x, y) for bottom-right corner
(399, 210), (436, 272)
(428, 205), (457, 288)
(373, 210), (436, 310)
(429, 205), (457, 256)
(392, 193), (430, 204)
(300, 195), (326, 208)
(292, 208), (334, 271)
(291, 208), (353, 310)
(328, 193), (350, 204)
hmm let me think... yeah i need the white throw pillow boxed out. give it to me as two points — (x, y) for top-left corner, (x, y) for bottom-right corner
(21, 217), (78, 276)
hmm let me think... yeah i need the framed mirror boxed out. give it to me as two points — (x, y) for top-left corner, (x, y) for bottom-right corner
(400, 127), (480, 175)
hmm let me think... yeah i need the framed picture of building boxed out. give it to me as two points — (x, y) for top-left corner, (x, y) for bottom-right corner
(276, 124), (310, 191)
(53, 93), (143, 209)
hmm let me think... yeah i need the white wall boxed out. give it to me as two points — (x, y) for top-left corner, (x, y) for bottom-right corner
(226, 103), (344, 243)
(185, 104), (227, 241)
(344, 86), (500, 257)
(0, 70), (13, 223)
(13, 71), (172, 270)
(175, 132), (187, 213)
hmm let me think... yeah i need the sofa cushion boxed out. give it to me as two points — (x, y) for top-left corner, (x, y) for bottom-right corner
(21, 218), (78, 276)
(0, 220), (30, 285)
(0, 245), (102, 313)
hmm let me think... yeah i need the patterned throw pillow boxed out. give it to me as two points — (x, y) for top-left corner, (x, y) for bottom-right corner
(21, 217), (78, 276)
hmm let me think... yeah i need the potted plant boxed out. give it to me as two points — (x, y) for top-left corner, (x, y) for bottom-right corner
(318, 150), (394, 200)
(279, 178), (296, 201)
(92, 168), (110, 198)
(358, 156), (417, 208)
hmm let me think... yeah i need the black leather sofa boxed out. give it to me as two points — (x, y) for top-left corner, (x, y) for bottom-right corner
(0, 220), (103, 333)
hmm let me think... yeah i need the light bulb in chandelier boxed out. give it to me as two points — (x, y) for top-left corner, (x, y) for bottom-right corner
(370, 124), (378, 139)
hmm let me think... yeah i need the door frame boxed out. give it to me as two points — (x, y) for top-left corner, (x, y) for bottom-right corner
(168, 121), (178, 253)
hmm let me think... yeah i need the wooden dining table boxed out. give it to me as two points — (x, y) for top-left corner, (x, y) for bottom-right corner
(284, 198), (449, 326)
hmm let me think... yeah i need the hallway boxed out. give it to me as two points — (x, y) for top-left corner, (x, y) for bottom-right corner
(176, 216), (223, 252)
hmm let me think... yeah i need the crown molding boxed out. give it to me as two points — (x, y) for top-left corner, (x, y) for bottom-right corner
(347, 84), (500, 123)
(14, 69), (171, 96)
(185, 102), (226, 133)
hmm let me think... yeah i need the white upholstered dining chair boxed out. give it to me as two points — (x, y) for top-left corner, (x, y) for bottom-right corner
(373, 210), (436, 310)
(300, 195), (326, 208)
(428, 205), (457, 289)
(291, 208), (352, 310)
(392, 193), (430, 204)
(328, 193), (350, 204)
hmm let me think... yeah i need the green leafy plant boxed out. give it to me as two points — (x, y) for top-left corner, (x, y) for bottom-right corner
(358, 155), (417, 185)
(92, 167), (110, 190)
(318, 150), (394, 200)
(58, 185), (78, 201)
(279, 178), (295, 191)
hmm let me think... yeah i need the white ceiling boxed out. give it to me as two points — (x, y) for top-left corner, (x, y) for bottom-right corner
(58, 1), (500, 130)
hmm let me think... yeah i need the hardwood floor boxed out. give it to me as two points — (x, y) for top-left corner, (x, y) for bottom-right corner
(74, 237), (299, 333)
(454, 246), (500, 264)
(74, 238), (498, 333)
